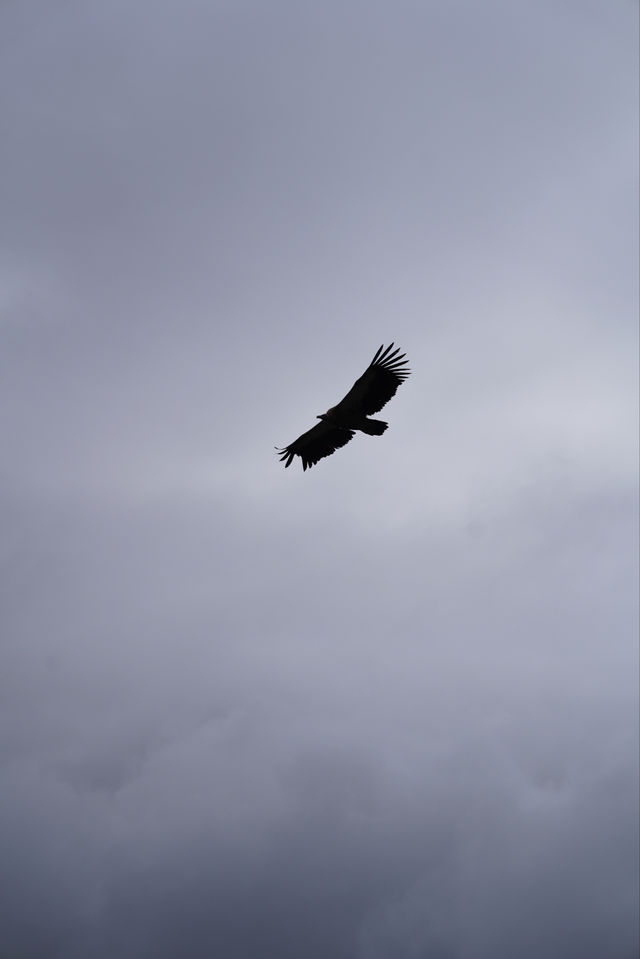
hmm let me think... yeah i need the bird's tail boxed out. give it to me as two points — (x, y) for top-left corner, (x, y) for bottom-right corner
(361, 418), (388, 436)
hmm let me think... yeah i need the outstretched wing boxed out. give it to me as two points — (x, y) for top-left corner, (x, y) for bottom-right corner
(333, 343), (410, 416)
(276, 421), (355, 471)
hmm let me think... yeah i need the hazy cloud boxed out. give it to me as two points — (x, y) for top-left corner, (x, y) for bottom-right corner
(1, 1), (637, 957)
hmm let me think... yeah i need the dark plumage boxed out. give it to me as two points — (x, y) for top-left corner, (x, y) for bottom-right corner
(276, 343), (410, 470)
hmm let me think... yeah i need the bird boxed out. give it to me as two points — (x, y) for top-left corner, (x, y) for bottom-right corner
(276, 343), (410, 470)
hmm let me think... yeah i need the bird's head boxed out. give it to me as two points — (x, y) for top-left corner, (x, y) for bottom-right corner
(316, 413), (327, 421)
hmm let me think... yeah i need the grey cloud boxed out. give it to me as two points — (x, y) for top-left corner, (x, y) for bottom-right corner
(1, 0), (637, 957)
(1, 479), (637, 956)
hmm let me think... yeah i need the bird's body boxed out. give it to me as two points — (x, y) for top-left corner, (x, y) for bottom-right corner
(276, 343), (410, 470)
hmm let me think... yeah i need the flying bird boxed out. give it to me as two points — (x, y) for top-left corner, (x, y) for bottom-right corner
(276, 343), (410, 470)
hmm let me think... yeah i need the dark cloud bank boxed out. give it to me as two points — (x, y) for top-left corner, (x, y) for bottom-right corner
(1, 1), (638, 957)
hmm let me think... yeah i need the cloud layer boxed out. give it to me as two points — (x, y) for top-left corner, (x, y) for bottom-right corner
(1, 2), (637, 957)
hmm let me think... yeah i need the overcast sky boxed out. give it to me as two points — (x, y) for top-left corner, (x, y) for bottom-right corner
(1, 2), (638, 957)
